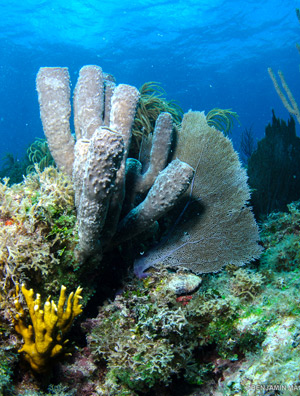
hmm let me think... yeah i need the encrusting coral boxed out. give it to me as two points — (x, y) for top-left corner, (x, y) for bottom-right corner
(14, 284), (83, 373)
(78, 267), (268, 395)
(0, 166), (78, 300)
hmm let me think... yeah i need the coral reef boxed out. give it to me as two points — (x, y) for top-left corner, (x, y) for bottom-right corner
(207, 200), (300, 396)
(75, 267), (266, 395)
(57, 199), (299, 396)
(0, 64), (267, 394)
(259, 199), (300, 272)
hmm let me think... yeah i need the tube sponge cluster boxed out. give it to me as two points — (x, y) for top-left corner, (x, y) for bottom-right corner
(36, 65), (194, 264)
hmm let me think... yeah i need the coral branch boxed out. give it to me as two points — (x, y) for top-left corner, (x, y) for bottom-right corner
(268, 67), (300, 125)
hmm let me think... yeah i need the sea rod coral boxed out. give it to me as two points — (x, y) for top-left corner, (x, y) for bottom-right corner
(268, 9), (300, 125)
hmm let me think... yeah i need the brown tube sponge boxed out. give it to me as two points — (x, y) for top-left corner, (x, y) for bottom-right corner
(110, 84), (140, 155)
(135, 112), (174, 194)
(101, 84), (140, 245)
(72, 139), (90, 208)
(76, 127), (124, 259)
(36, 67), (75, 176)
(103, 79), (116, 127)
(73, 65), (104, 140)
(114, 158), (194, 244)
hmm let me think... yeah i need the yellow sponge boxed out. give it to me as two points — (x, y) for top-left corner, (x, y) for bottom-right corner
(14, 284), (82, 373)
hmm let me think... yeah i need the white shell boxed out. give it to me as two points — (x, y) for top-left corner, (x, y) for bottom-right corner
(167, 274), (202, 295)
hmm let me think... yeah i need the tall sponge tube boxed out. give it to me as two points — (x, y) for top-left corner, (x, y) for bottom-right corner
(36, 67), (75, 177)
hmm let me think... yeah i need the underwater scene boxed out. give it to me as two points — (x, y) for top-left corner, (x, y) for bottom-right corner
(1, 0), (300, 395)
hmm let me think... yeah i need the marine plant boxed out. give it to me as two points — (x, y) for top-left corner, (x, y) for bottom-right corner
(206, 107), (239, 136)
(26, 138), (54, 174)
(132, 81), (183, 141)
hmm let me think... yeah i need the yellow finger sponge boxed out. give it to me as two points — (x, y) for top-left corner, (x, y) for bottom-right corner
(14, 284), (83, 373)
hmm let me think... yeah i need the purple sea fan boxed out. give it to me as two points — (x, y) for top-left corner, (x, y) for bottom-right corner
(134, 111), (262, 277)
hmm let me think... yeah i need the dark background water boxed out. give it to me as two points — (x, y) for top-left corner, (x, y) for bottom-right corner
(0, 0), (299, 167)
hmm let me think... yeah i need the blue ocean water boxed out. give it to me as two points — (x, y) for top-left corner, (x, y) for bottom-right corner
(0, 0), (299, 165)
